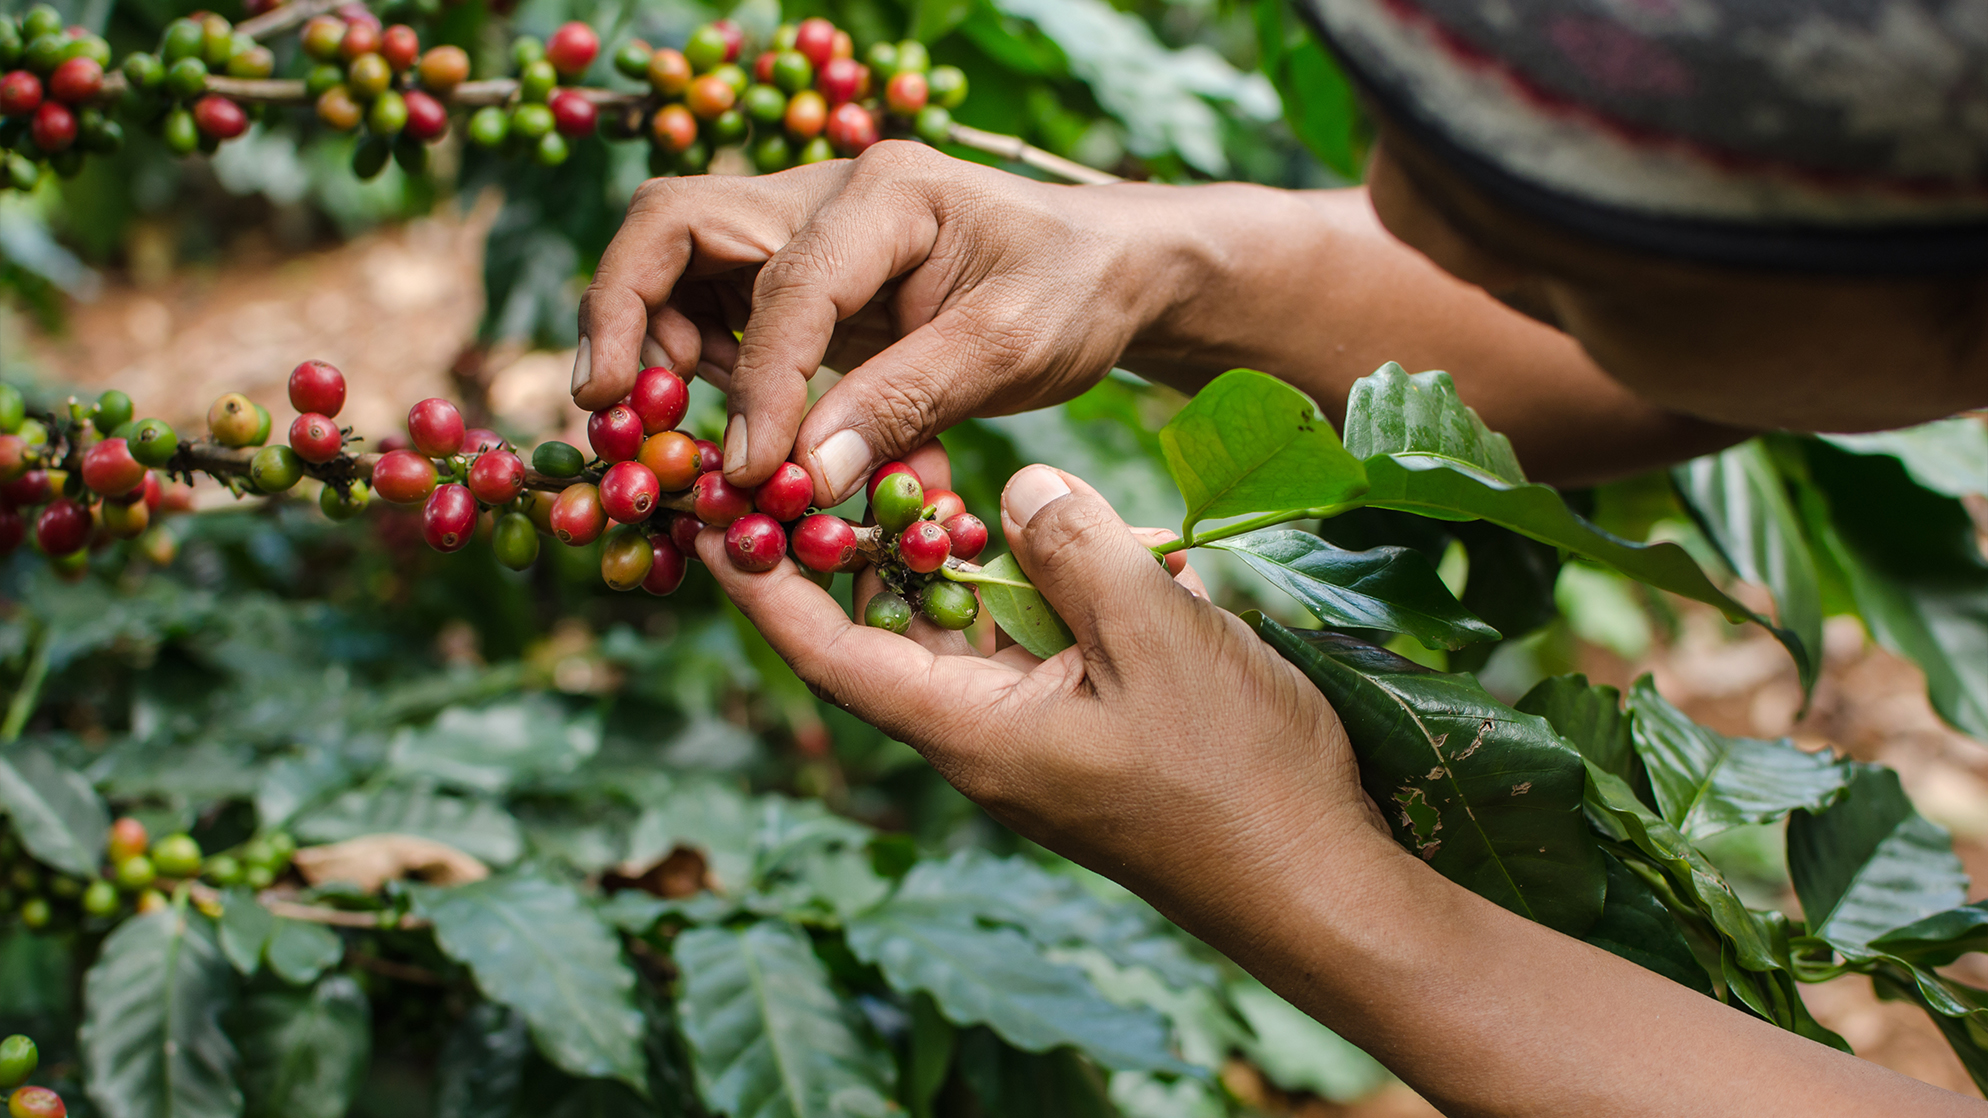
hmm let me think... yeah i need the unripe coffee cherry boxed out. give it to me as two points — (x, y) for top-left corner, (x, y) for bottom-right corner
(81, 438), (143, 497)
(0, 1035), (36, 1089)
(151, 833), (201, 878)
(599, 460), (660, 522)
(921, 579), (978, 630)
(864, 591), (913, 634)
(249, 445), (303, 492)
(34, 499), (89, 556)
(686, 73), (734, 120)
(694, 439), (722, 473)
(546, 21), (599, 77)
(0, 437), (23, 484)
(668, 512), (704, 558)
(108, 816), (147, 862)
(691, 471), (752, 527)
(422, 483), (476, 552)
(114, 854), (156, 890)
(367, 89), (407, 134)
(928, 64), (968, 108)
(550, 483), (607, 545)
(288, 413), (342, 464)
(491, 510), (539, 570)
(250, 403), (274, 447)
(650, 102), (696, 152)
(4, 1085), (58, 1118)
(81, 879), (117, 917)
(407, 398), (464, 457)
(301, 15), (344, 60)
(643, 534), (687, 595)
(371, 448), (438, 504)
(867, 461), (919, 501)
(287, 360), (345, 417)
(899, 520), (951, 573)
(724, 513), (786, 572)
(647, 48), (691, 95)
(941, 513), (988, 560)
(319, 479), (369, 521)
(402, 89), (447, 141)
(128, 419), (177, 467)
(99, 498), (148, 539)
(17, 899), (49, 931)
(316, 85), (361, 130)
(923, 488), (966, 523)
(468, 450), (525, 504)
(207, 392), (259, 447)
(784, 90), (826, 140)
(419, 45), (468, 92)
(629, 366), (688, 434)
(871, 471), (924, 533)
(588, 403), (643, 463)
(599, 524), (654, 590)
(380, 24), (419, 71)
(792, 514), (858, 573)
(340, 19), (380, 61)
(754, 462), (813, 522)
(638, 431), (699, 491)
(135, 888), (169, 914)
(533, 441), (584, 477)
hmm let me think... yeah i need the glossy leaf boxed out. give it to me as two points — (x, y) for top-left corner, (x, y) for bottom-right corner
(265, 920), (343, 986)
(434, 1003), (530, 1118)
(673, 920), (895, 1118)
(1341, 364), (1524, 482)
(1157, 368), (1367, 537)
(1821, 417), (1988, 499)
(1250, 617), (1605, 936)
(971, 553), (1076, 660)
(1787, 763), (1966, 952)
(218, 889), (274, 976)
(387, 697), (602, 794)
(955, 1026), (1115, 1118)
(1582, 853), (1713, 994)
(1514, 675), (1637, 787)
(81, 910), (243, 1118)
(1870, 901), (1988, 967)
(1873, 964), (1988, 1095)
(233, 975), (370, 1118)
(0, 744), (108, 876)
(293, 781), (522, 866)
(1626, 677), (1849, 842)
(413, 875), (647, 1090)
(1208, 529), (1497, 649)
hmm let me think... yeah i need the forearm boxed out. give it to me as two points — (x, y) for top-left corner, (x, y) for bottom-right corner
(1102, 183), (1745, 485)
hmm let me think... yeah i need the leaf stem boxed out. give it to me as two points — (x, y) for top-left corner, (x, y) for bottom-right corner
(1155, 502), (1361, 556)
(1, 629), (51, 744)
(935, 562), (1033, 590)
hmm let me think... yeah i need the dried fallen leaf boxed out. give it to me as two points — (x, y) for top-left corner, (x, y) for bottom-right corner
(292, 833), (489, 892)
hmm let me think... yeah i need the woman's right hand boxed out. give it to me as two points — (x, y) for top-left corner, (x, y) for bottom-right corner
(575, 142), (1191, 506)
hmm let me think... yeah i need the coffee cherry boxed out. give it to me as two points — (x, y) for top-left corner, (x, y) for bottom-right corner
(751, 133), (792, 173)
(249, 403), (273, 447)
(114, 854), (155, 891)
(743, 83), (785, 125)
(15, 898), (48, 930)
(81, 438), (143, 497)
(0, 71), (42, 116)
(151, 833), (201, 878)
(668, 512), (704, 558)
(636, 431), (699, 491)
(407, 398), (464, 457)
(792, 513), (858, 573)
(346, 52), (390, 99)
(202, 854), (243, 885)
(685, 73), (734, 121)
(921, 579), (978, 630)
(711, 19), (744, 62)
(316, 85), (361, 131)
(682, 24), (728, 73)
(650, 102), (696, 152)
(724, 513), (786, 572)
(546, 21), (599, 77)
(941, 513), (988, 561)
(825, 101), (877, 155)
(418, 44), (469, 93)
(0, 437), (23, 484)
(1, 470), (48, 508)
(550, 90), (596, 137)
(754, 462), (813, 522)
(695, 439), (723, 473)
(286, 359), (345, 417)
(692, 471), (752, 527)
(871, 471), (924, 533)
(899, 520), (951, 573)
(28, 99), (72, 151)
(340, 19), (380, 62)
(550, 483), (606, 545)
(380, 24), (418, 71)
(99, 498), (147, 539)
(818, 57), (863, 105)
(139, 471), (164, 514)
(0, 509), (21, 556)
(624, 366), (687, 435)
(34, 499), (88, 556)
(371, 448), (438, 504)
(108, 816), (147, 862)
(367, 89), (407, 135)
(192, 94), (245, 139)
(422, 483), (476, 552)
(923, 488), (966, 523)
(5, 1086), (59, 1118)
(915, 105), (952, 146)
(207, 392), (259, 447)
(793, 17), (835, 69)
(588, 403), (643, 463)
(599, 523), (654, 590)
(532, 440), (584, 477)
(491, 510), (539, 570)
(642, 534), (687, 595)
(522, 489), (557, 535)
(599, 460), (660, 523)
(81, 879), (116, 917)
(784, 90), (826, 140)
(467, 105), (507, 146)
(301, 15), (344, 60)
(247, 445), (301, 493)
(885, 71), (929, 117)
(0, 386), (22, 434)
(866, 461), (919, 501)
(864, 591), (913, 634)
(467, 450), (525, 504)
(393, 88), (444, 142)
(319, 479), (369, 520)
(288, 413), (342, 464)
(134, 888), (169, 914)
(468, 430), (510, 452)
(47, 56), (98, 104)
(241, 864), (273, 890)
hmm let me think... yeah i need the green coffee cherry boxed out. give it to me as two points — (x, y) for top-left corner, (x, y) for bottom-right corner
(79, 110), (123, 154)
(468, 106), (508, 147)
(243, 864), (274, 890)
(305, 63), (343, 98)
(369, 89), (408, 135)
(678, 139), (710, 173)
(250, 445), (303, 492)
(352, 134), (390, 179)
(798, 136), (834, 165)
(865, 41), (897, 77)
(163, 106), (199, 155)
(922, 580), (978, 630)
(47, 876), (79, 899)
(0, 21), (18, 70)
(915, 105), (952, 145)
(267, 832), (296, 863)
(68, 33), (110, 66)
(129, 418), (178, 466)
(94, 389), (133, 434)
(752, 133), (790, 173)
(512, 35), (544, 68)
(5, 153), (37, 192)
(114, 854), (156, 891)
(16, 418), (43, 446)
(535, 131), (568, 167)
(928, 65), (968, 109)
(532, 440), (584, 477)
(683, 25), (727, 73)
(519, 59), (556, 103)
(864, 591), (914, 634)
(773, 51), (812, 94)
(0, 1036), (32, 1092)
(250, 403), (272, 446)
(161, 17), (204, 64)
(872, 471), (924, 533)
(895, 41), (931, 74)
(151, 833), (202, 878)
(21, 34), (63, 75)
(511, 102), (553, 139)
(742, 84), (786, 124)
(164, 56), (208, 99)
(320, 479), (369, 520)
(21, 6), (61, 40)
(17, 897), (49, 929)
(492, 511), (540, 570)
(123, 51), (165, 90)
(708, 108), (746, 145)
(0, 385), (23, 434)
(81, 878), (118, 917)
(612, 40), (652, 80)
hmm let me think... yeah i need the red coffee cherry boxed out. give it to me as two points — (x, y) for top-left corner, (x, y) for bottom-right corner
(818, 57), (863, 105)
(784, 90), (826, 139)
(899, 520), (951, 573)
(694, 439), (722, 473)
(31, 101), (75, 152)
(35, 498), (91, 556)
(588, 403), (643, 463)
(550, 482), (607, 545)
(0, 508), (23, 555)
(942, 512), (988, 561)
(288, 360), (346, 417)
(370, 448), (439, 504)
(8, 1085), (64, 1118)
(289, 413), (343, 464)
(108, 816), (148, 862)
(724, 513), (786, 572)
(467, 449), (525, 504)
(402, 89), (448, 141)
(629, 366), (688, 434)
(546, 21), (600, 77)
(550, 90), (597, 136)
(0, 71), (42, 117)
(193, 95), (248, 139)
(407, 398), (465, 457)
(422, 483), (476, 552)
(692, 471), (752, 527)
(923, 488), (966, 523)
(650, 103), (697, 152)
(754, 462), (812, 522)
(48, 56), (102, 104)
(792, 513), (859, 573)
(793, 17), (835, 69)
(599, 524), (654, 590)
(1, 471), (51, 507)
(710, 19), (744, 62)
(340, 20), (381, 61)
(599, 460), (661, 523)
(140, 471), (164, 513)
(639, 431), (700, 491)
(885, 70), (928, 116)
(825, 101), (877, 155)
(380, 24), (420, 71)
(643, 534), (687, 595)
(866, 461), (919, 501)
(686, 74), (734, 120)
(463, 428), (506, 453)
(668, 512), (704, 558)
(81, 438), (145, 498)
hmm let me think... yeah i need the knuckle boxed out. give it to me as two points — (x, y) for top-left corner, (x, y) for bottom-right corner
(861, 377), (942, 449)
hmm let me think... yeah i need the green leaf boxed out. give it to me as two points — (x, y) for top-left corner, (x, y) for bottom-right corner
(1673, 440), (1824, 691)
(970, 553), (1075, 660)
(904, 994), (954, 1118)
(435, 1003), (530, 1118)
(387, 697), (602, 794)
(1872, 964), (1988, 1095)
(956, 1026), (1116, 1118)
(0, 926), (74, 1020)
(218, 889), (274, 976)
(846, 892), (1185, 1073)
(1228, 977), (1387, 1101)
(413, 874), (647, 1091)
(233, 975), (370, 1118)
(624, 780), (757, 891)
(0, 744), (108, 876)
(1157, 369), (1367, 538)
(1787, 763), (1966, 952)
(293, 782), (522, 866)
(81, 910), (243, 1118)
(1341, 364), (1524, 483)
(265, 920), (343, 986)
(1208, 529), (1497, 650)
(1514, 674), (1637, 786)
(1582, 853), (1713, 994)
(673, 920), (895, 1118)
(1626, 677), (1849, 842)
(1870, 901), (1988, 967)
(1250, 618), (1605, 936)
(1821, 417), (1988, 499)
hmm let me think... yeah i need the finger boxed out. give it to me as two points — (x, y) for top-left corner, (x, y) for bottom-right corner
(901, 440), (951, 494)
(1129, 528), (1189, 578)
(643, 305), (703, 380)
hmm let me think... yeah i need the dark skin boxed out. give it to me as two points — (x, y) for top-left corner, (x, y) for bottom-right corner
(574, 137), (1988, 1115)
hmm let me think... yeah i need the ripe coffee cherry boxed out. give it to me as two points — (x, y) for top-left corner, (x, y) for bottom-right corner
(48, 56), (100, 104)
(793, 17), (836, 69)
(0, 509), (24, 556)
(249, 445), (303, 492)
(371, 448), (438, 504)
(467, 450), (525, 504)
(191, 94), (246, 139)
(288, 413), (342, 464)
(550, 483), (607, 545)
(1, 471), (49, 507)
(694, 439), (722, 473)
(340, 20), (380, 61)
(29, 99), (73, 151)
(643, 534), (687, 595)
(710, 19), (744, 62)
(867, 461), (919, 501)
(550, 90), (596, 137)
(864, 591), (913, 634)
(588, 403), (643, 463)
(638, 432), (699, 491)
(491, 510), (539, 570)
(139, 472), (165, 514)
(629, 366), (688, 434)
(818, 57), (863, 105)
(923, 488), (966, 523)
(287, 360), (345, 417)
(99, 498), (147, 539)
(784, 90), (826, 139)
(128, 419), (177, 467)
(81, 438), (144, 497)
(922, 580), (979, 630)
(407, 398), (465, 457)
(792, 514), (858, 573)
(403, 89), (447, 141)
(899, 520), (951, 573)
(599, 460), (660, 522)
(319, 479), (369, 521)
(871, 471), (924, 533)
(463, 428), (505, 453)
(668, 512), (704, 558)
(35, 499), (89, 556)
(532, 440), (584, 477)
(599, 524), (654, 590)
(5, 1086), (58, 1118)
(754, 462), (813, 522)
(692, 471), (752, 527)
(207, 393), (259, 447)
(546, 21), (599, 77)
(825, 101), (877, 155)
(380, 24), (419, 71)
(650, 103), (696, 152)
(724, 513), (786, 572)
(0, 72), (42, 116)
(942, 513), (988, 561)
(423, 484), (476, 552)
(108, 817), (147, 862)
(151, 833), (202, 878)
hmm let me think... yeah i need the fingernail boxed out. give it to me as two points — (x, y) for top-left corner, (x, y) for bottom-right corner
(639, 337), (669, 372)
(1006, 465), (1070, 529)
(812, 428), (871, 498)
(723, 414), (749, 474)
(570, 336), (592, 394)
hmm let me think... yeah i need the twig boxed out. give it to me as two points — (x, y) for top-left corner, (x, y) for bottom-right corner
(947, 122), (1122, 185)
(236, 0), (345, 42)
(0, 629), (50, 743)
(187, 879), (430, 928)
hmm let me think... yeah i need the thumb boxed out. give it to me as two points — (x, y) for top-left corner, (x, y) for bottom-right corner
(999, 465), (1179, 663)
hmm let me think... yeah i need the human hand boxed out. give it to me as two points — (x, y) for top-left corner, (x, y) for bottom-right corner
(575, 144), (1184, 506)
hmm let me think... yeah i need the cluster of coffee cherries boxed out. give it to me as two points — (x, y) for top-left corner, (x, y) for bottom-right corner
(460, 20), (602, 169)
(847, 460), (987, 633)
(2, 816), (289, 937)
(0, 5), (119, 191)
(0, 385), (188, 577)
(119, 9), (274, 156)
(297, 6), (463, 176)
(0, 1034), (61, 1118)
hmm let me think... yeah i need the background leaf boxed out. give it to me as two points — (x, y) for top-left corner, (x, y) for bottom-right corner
(81, 910), (242, 1118)
(955, 1027), (1115, 1118)
(1341, 364), (1524, 482)
(1787, 763), (1967, 952)
(387, 697), (602, 794)
(434, 1003), (531, 1118)
(1821, 417), (1988, 500)
(1209, 529), (1497, 650)
(233, 975), (370, 1118)
(264, 920), (344, 987)
(218, 890), (274, 976)
(0, 746), (108, 877)
(971, 554), (1075, 660)
(1157, 369), (1367, 536)
(1627, 678), (1849, 842)
(294, 782), (522, 866)
(1227, 976), (1387, 1101)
